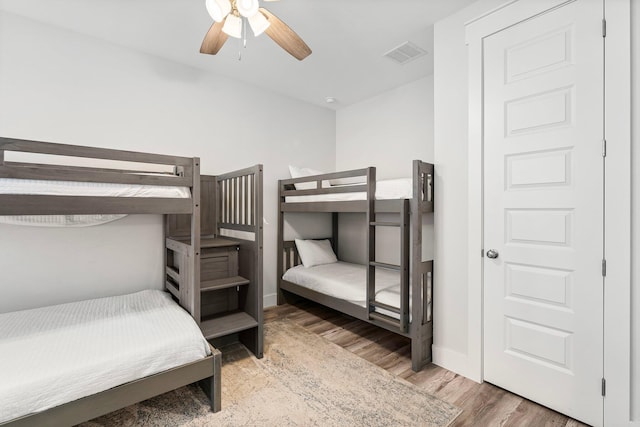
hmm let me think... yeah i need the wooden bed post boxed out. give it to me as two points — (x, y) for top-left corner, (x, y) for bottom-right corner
(212, 174), (219, 238)
(366, 167), (376, 319)
(185, 157), (201, 323)
(239, 164), (264, 357)
(399, 199), (410, 333)
(410, 160), (423, 370)
(277, 178), (285, 305)
(331, 212), (339, 256)
(410, 160), (432, 371)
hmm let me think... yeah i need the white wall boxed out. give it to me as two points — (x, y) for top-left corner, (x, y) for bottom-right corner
(631, 0), (639, 420)
(0, 12), (335, 312)
(335, 77), (434, 265)
(336, 76), (434, 179)
(432, 0), (505, 377)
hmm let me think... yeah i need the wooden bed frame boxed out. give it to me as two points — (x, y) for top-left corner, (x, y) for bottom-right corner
(0, 137), (221, 425)
(277, 160), (434, 371)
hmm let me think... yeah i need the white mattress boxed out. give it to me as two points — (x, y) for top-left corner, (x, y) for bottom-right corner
(282, 261), (409, 319)
(0, 177), (191, 198)
(285, 178), (413, 203)
(0, 290), (211, 423)
(0, 178), (191, 226)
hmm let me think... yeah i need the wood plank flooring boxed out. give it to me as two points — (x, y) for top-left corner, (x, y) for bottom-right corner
(264, 300), (589, 427)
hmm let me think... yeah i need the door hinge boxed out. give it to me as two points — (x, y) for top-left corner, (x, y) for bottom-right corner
(602, 259), (607, 277)
(602, 378), (606, 396)
(602, 139), (607, 157)
(602, 18), (607, 37)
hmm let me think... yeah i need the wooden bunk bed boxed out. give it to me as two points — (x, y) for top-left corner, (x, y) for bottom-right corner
(277, 160), (434, 371)
(0, 137), (221, 426)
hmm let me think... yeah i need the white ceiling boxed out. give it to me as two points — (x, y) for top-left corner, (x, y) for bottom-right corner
(0, 0), (475, 109)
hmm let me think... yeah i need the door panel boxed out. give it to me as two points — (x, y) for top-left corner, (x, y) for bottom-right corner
(482, 1), (603, 425)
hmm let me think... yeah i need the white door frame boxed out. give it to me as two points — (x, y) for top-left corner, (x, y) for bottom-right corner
(465, 0), (631, 424)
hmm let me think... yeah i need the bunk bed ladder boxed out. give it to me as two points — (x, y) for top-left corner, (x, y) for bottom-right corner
(367, 179), (410, 334)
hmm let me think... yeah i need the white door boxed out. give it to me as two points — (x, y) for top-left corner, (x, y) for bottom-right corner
(482, 1), (604, 425)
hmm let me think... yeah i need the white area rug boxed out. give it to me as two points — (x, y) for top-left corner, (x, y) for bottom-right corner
(84, 320), (461, 426)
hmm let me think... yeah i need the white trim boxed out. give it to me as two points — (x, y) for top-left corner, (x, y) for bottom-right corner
(464, 0), (519, 27)
(603, 0), (632, 425)
(465, 0), (632, 425)
(466, 34), (484, 383)
(263, 293), (277, 309)
(465, 0), (572, 44)
(432, 345), (481, 382)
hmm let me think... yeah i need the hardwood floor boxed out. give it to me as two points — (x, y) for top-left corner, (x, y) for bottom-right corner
(264, 300), (589, 427)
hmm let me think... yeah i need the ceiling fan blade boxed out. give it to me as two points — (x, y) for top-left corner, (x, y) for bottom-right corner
(200, 20), (229, 55)
(259, 8), (311, 61)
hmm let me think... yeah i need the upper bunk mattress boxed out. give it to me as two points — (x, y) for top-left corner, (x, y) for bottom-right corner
(285, 178), (413, 203)
(0, 177), (191, 198)
(0, 178), (190, 226)
(0, 290), (211, 423)
(282, 261), (408, 319)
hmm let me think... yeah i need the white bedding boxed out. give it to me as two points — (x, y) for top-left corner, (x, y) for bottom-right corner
(282, 261), (410, 319)
(285, 178), (413, 203)
(0, 290), (211, 423)
(0, 178), (191, 226)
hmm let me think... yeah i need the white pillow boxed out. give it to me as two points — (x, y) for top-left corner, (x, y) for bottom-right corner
(294, 239), (338, 268)
(288, 165), (326, 190)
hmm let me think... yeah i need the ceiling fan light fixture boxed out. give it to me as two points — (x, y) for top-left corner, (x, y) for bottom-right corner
(205, 0), (231, 22)
(236, 0), (260, 18)
(222, 13), (243, 38)
(248, 12), (270, 36)
(200, 1), (311, 60)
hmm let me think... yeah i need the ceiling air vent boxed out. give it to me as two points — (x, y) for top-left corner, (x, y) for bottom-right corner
(383, 41), (427, 65)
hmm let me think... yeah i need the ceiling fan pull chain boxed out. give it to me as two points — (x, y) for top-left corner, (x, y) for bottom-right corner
(237, 20), (242, 61)
(243, 17), (247, 49)
(236, 16), (247, 61)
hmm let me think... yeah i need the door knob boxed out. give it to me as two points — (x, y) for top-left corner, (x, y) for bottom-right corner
(486, 249), (499, 259)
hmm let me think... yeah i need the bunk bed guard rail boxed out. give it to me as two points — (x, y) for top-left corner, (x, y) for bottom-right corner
(0, 137), (198, 215)
(216, 164), (264, 236)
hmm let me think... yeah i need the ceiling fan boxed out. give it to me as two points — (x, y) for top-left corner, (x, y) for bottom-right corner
(200, 0), (312, 61)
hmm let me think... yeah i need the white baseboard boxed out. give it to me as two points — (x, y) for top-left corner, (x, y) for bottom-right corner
(432, 345), (481, 383)
(263, 293), (278, 309)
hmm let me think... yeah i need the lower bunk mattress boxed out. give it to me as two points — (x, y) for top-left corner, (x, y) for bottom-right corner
(282, 261), (415, 320)
(0, 289), (211, 423)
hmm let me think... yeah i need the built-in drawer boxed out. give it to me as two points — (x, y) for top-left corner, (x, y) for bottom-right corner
(201, 246), (238, 281)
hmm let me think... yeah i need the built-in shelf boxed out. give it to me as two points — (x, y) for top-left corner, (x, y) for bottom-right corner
(201, 275), (250, 292)
(200, 312), (258, 340)
(369, 221), (401, 227)
(199, 237), (239, 248)
(168, 236), (239, 249)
